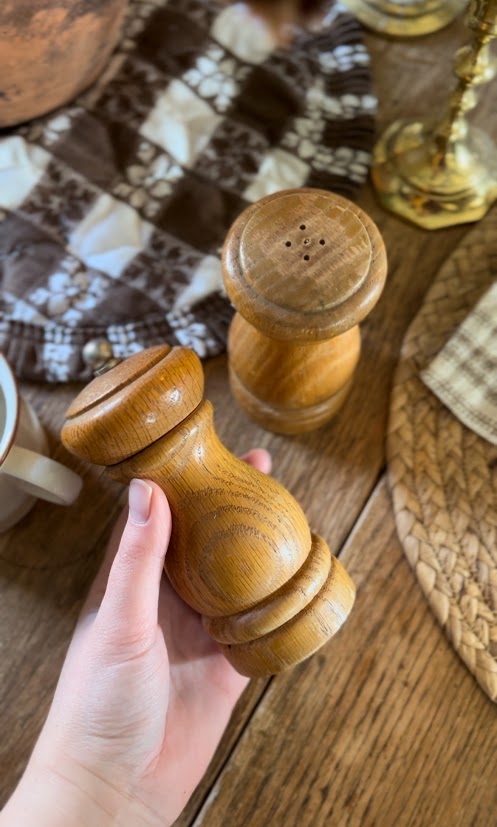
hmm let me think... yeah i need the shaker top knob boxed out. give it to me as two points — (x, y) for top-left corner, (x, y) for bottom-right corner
(222, 188), (387, 342)
(63, 345), (204, 466)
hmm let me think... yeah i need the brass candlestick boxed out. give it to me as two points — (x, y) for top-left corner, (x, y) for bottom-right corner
(343, 0), (467, 37)
(372, 0), (497, 229)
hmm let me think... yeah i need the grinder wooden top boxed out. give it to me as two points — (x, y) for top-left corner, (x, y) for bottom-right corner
(222, 188), (387, 342)
(62, 345), (204, 466)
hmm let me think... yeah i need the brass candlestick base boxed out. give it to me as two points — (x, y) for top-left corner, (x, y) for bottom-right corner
(343, 0), (467, 37)
(372, 0), (497, 229)
(372, 119), (497, 228)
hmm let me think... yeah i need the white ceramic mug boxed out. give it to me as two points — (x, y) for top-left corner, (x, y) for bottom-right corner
(0, 354), (82, 532)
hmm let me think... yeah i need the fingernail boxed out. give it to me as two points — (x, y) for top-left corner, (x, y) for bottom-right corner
(129, 479), (153, 525)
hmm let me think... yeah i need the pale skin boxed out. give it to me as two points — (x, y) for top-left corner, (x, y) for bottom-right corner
(0, 449), (271, 827)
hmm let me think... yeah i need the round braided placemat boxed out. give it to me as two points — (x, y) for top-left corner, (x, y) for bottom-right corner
(387, 208), (497, 703)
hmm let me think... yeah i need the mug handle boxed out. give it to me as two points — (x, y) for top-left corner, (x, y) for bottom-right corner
(2, 445), (82, 505)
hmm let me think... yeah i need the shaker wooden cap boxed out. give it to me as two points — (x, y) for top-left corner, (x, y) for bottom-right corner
(62, 345), (204, 465)
(222, 188), (387, 342)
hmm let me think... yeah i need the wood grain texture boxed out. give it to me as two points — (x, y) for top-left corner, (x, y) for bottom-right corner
(223, 190), (386, 339)
(0, 382), (124, 798)
(63, 347), (355, 677)
(191, 480), (497, 827)
(62, 344), (204, 465)
(173, 678), (270, 827)
(228, 317), (361, 409)
(222, 189), (387, 433)
(2, 18), (497, 825)
(176, 23), (497, 825)
(228, 315), (361, 434)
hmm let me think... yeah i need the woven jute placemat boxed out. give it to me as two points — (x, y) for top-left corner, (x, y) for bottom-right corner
(387, 208), (497, 703)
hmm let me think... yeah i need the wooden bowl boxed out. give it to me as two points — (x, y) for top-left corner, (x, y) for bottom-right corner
(0, 0), (126, 127)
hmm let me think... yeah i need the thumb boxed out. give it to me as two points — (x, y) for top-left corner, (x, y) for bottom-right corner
(95, 479), (172, 651)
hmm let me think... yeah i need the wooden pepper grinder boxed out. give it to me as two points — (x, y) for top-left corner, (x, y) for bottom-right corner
(61, 344), (355, 678)
(222, 188), (388, 434)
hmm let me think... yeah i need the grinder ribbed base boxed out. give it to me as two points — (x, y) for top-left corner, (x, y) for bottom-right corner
(212, 536), (355, 678)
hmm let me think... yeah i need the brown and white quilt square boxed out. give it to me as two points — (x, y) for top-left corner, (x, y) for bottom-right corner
(0, 0), (376, 382)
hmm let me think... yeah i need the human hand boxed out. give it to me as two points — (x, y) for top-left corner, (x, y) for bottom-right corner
(1, 449), (271, 827)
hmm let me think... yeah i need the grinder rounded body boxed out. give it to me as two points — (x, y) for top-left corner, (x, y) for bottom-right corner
(62, 344), (355, 677)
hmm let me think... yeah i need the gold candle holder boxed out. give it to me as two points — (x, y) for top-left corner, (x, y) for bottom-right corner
(343, 0), (467, 37)
(371, 0), (497, 229)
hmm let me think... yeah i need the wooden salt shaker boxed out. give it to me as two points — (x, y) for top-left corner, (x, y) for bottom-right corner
(62, 345), (355, 678)
(222, 188), (387, 434)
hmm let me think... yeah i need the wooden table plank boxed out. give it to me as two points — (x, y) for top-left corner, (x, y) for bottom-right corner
(173, 678), (271, 827)
(2, 16), (497, 821)
(0, 383), (125, 789)
(0, 198), (467, 806)
(174, 194), (466, 822)
(192, 479), (497, 827)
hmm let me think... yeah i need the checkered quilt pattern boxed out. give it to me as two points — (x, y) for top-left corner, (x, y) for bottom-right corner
(0, 0), (376, 382)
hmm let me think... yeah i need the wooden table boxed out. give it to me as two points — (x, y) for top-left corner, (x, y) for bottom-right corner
(1, 21), (497, 827)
